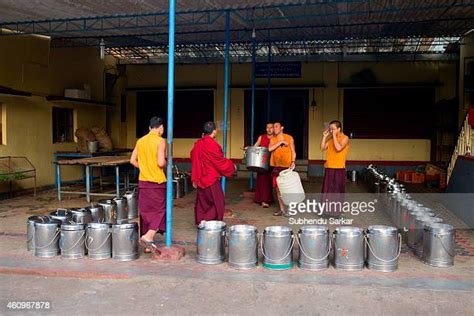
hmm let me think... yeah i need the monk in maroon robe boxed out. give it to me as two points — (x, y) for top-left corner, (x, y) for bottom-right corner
(191, 121), (235, 225)
(252, 122), (274, 208)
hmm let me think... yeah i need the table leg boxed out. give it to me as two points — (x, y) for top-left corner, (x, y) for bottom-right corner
(90, 166), (94, 190)
(86, 165), (91, 203)
(56, 164), (61, 201)
(115, 166), (120, 198)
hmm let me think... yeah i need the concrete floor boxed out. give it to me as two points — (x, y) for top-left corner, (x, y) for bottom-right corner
(0, 178), (473, 315)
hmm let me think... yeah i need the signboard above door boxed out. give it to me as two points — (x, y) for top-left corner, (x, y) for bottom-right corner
(255, 62), (302, 78)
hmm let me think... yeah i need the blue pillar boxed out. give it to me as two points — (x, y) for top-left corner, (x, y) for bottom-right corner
(165, 0), (176, 248)
(221, 10), (230, 193)
(266, 41), (272, 121)
(249, 29), (257, 191)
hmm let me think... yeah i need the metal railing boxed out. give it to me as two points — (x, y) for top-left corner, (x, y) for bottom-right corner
(447, 114), (473, 183)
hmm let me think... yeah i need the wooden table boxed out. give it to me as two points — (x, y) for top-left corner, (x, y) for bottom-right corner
(55, 156), (132, 202)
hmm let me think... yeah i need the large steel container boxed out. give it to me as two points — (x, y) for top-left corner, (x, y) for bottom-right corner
(366, 225), (400, 272)
(414, 216), (443, 258)
(196, 221), (226, 265)
(60, 222), (86, 259)
(333, 226), (364, 271)
(86, 222), (112, 260)
(34, 218), (62, 258)
(49, 209), (72, 223)
(406, 210), (434, 248)
(423, 223), (455, 268)
(70, 208), (93, 224)
(123, 190), (138, 219)
(27, 215), (49, 251)
(112, 222), (139, 261)
(227, 225), (258, 269)
(244, 146), (270, 172)
(113, 197), (128, 221)
(97, 199), (116, 224)
(297, 225), (330, 271)
(86, 204), (105, 222)
(262, 226), (294, 270)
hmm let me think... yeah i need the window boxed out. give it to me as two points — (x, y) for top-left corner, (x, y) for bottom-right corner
(136, 90), (214, 138)
(52, 107), (74, 143)
(343, 88), (435, 139)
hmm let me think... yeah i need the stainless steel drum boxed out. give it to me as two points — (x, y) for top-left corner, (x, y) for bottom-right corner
(86, 222), (112, 260)
(87, 204), (105, 222)
(365, 225), (401, 272)
(414, 216), (443, 259)
(261, 226), (294, 270)
(112, 222), (139, 261)
(227, 225), (258, 269)
(60, 222), (86, 259)
(27, 215), (49, 251)
(406, 210), (434, 248)
(98, 199), (117, 223)
(182, 172), (193, 194)
(423, 223), (455, 268)
(297, 225), (330, 271)
(333, 226), (365, 271)
(49, 209), (72, 223)
(113, 197), (127, 221)
(34, 218), (62, 258)
(70, 208), (93, 224)
(244, 146), (270, 172)
(196, 221), (226, 265)
(174, 177), (185, 198)
(124, 189), (138, 219)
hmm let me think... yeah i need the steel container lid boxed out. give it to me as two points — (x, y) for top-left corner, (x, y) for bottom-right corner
(123, 190), (136, 198)
(113, 197), (126, 203)
(87, 222), (112, 229)
(34, 218), (62, 227)
(229, 224), (257, 234)
(367, 225), (398, 236)
(98, 199), (115, 205)
(299, 225), (328, 235)
(70, 208), (91, 215)
(61, 221), (85, 231)
(335, 226), (363, 236)
(113, 221), (138, 230)
(86, 204), (103, 211)
(264, 225), (292, 236)
(50, 209), (72, 217)
(426, 223), (454, 234)
(27, 215), (50, 224)
(198, 220), (226, 231)
(415, 216), (443, 227)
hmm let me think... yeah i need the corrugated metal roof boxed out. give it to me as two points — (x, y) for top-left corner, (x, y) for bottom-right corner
(0, 1), (472, 62)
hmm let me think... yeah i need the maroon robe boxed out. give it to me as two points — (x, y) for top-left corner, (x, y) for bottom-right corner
(254, 134), (274, 204)
(191, 135), (235, 225)
(138, 180), (166, 235)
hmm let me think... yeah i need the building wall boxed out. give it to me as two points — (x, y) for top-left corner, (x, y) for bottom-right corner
(460, 32), (474, 123)
(124, 60), (456, 162)
(0, 35), (108, 192)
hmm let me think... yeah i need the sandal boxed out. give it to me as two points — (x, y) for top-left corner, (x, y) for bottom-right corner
(273, 210), (284, 216)
(139, 238), (161, 254)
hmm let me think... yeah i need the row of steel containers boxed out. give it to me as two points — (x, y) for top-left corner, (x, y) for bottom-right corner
(196, 221), (402, 272)
(26, 190), (140, 261)
(365, 164), (455, 268)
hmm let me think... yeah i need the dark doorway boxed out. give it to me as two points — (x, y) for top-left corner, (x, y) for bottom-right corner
(244, 89), (308, 159)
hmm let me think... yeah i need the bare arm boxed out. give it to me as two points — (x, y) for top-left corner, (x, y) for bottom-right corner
(157, 139), (167, 168)
(268, 139), (287, 152)
(332, 135), (349, 152)
(289, 137), (296, 168)
(130, 146), (139, 168)
(320, 130), (330, 151)
(253, 135), (262, 147)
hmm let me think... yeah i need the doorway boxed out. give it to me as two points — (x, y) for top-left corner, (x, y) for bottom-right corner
(244, 89), (308, 159)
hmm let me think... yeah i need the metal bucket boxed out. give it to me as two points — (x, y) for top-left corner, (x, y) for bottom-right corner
(423, 223), (455, 268)
(98, 199), (116, 223)
(49, 209), (72, 223)
(244, 146), (270, 172)
(414, 216), (443, 258)
(196, 221), (226, 265)
(27, 215), (49, 251)
(112, 222), (139, 261)
(183, 173), (193, 194)
(70, 208), (93, 224)
(227, 225), (258, 269)
(113, 197), (128, 221)
(406, 210), (434, 248)
(34, 218), (62, 258)
(87, 204), (105, 222)
(174, 177), (185, 198)
(297, 225), (330, 271)
(333, 226), (365, 271)
(262, 226), (294, 270)
(86, 222), (112, 260)
(365, 225), (401, 272)
(60, 222), (86, 259)
(124, 189), (138, 219)
(87, 141), (99, 153)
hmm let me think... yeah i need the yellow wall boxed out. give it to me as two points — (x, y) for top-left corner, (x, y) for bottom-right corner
(0, 35), (108, 192)
(124, 60), (456, 162)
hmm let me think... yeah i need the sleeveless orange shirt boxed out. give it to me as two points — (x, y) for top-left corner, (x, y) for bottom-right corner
(325, 133), (349, 169)
(136, 131), (167, 184)
(270, 133), (294, 168)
